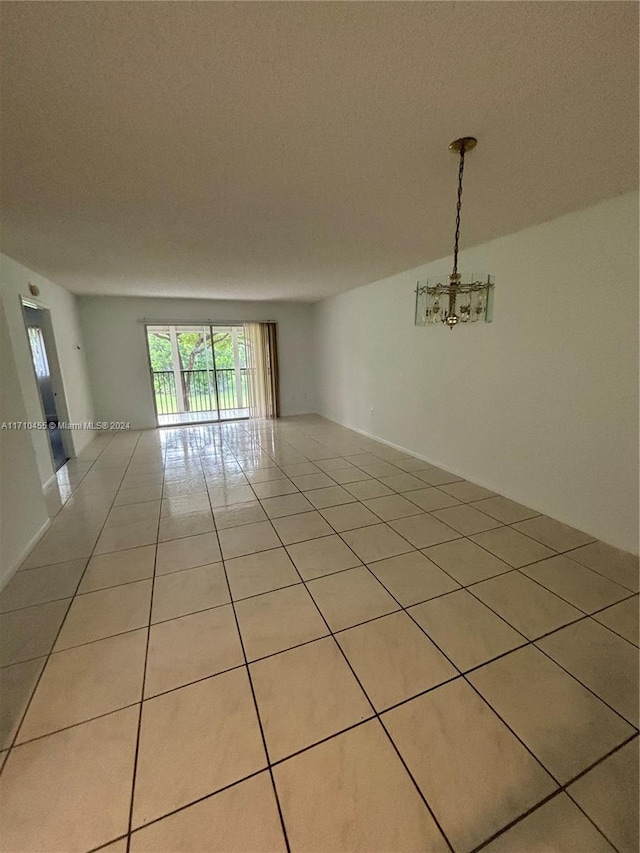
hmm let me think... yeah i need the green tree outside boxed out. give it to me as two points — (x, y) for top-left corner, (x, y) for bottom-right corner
(147, 326), (247, 414)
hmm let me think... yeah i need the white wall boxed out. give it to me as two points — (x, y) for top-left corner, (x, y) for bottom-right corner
(314, 192), (639, 554)
(0, 254), (96, 484)
(78, 296), (316, 427)
(0, 295), (49, 586)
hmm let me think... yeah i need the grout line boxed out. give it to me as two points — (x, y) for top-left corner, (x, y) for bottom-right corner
(204, 454), (292, 853)
(561, 730), (639, 788)
(2, 421), (637, 852)
(11, 700), (144, 750)
(6, 517), (634, 648)
(561, 548), (640, 594)
(472, 732), (639, 853)
(240, 443), (639, 847)
(496, 566), (624, 616)
(469, 789), (566, 853)
(0, 431), (145, 776)
(304, 514), (573, 791)
(258, 495), (457, 853)
(87, 833), (129, 853)
(124, 437), (166, 853)
(97, 767), (269, 848)
(532, 638), (639, 730)
(461, 583), (640, 730)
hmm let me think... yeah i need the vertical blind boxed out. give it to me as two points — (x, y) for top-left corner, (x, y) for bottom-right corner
(243, 322), (279, 419)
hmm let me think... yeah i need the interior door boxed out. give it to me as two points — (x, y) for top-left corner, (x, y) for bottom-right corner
(24, 307), (68, 471)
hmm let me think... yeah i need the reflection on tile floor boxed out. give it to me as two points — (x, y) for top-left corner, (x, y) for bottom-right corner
(0, 415), (638, 852)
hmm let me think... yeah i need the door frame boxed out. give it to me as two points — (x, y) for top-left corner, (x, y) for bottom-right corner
(20, 298), (74, 469)
(143, 322), (250, 427)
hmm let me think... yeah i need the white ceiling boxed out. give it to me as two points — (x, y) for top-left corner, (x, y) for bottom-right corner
(0, 2), (637, 302)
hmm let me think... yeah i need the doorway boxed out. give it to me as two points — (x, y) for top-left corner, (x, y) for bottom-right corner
(145, 324), (250, 426)
(22, 304), (69, 471)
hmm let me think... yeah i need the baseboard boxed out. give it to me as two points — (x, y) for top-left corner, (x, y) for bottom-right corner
(321, 411), (542, 516)
(280, 409), (318, 418)
(319, 412), (640, 556)
(0, 517), (51, 593)
(320, 413), (473, 478)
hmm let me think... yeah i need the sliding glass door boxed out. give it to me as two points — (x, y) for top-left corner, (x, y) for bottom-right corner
(145, 324), (249, 426)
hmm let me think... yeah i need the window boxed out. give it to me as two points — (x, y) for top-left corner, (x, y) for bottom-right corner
(28, 326), (50, 378)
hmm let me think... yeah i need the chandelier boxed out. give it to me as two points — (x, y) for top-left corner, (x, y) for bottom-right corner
(415, 137), (495, 328)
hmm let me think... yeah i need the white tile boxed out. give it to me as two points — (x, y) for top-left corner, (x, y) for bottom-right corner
(537, 619), (639, 726)
(469, 646), (634, 782)
(383, 678), (555, 851)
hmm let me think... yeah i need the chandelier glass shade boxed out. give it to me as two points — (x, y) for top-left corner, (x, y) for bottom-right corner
(415, 274), (494, 327)
(415, 137), (495, 329)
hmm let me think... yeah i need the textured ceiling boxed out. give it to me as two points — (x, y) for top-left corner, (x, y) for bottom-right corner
(0, 2), (637, 302)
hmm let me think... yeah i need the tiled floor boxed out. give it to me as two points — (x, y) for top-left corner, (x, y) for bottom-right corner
(0, 415), (638, 852)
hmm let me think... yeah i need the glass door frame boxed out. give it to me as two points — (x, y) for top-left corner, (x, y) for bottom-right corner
(143, 322), (249, 427)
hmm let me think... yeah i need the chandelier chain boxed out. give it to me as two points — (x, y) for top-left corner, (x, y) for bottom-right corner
(452, 144), (466, 276)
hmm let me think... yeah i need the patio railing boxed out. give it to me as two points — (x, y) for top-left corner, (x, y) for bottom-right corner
(152, 368), (249, 415)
